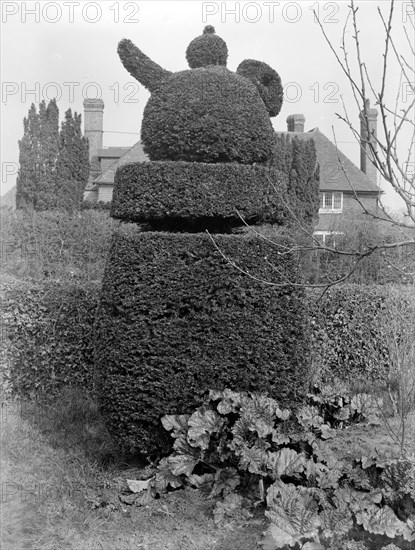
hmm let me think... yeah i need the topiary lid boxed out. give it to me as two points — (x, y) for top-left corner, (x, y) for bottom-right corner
(186, 26), (228, 69)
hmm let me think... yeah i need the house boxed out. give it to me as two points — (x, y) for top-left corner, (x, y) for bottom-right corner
(84, 98), (381, 241)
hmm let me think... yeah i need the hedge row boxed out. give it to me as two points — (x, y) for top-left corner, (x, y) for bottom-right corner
(5, 278), (412, 454)
(307, 285), (415, 385)
(1, 277), (99, 399)
(111, 161), (289, 228)
(141, 67), (276, 164)
(94, 228), (309, 456)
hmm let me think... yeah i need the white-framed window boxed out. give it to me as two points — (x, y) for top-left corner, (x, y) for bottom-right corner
(313, 231), (343, 247)
(319, 192), (343, 213)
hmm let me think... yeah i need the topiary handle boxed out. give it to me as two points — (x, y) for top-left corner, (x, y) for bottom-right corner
(237, 59), (283, 118)
(117, 38), (172, 93)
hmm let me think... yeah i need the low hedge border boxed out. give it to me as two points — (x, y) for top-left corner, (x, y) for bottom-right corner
(1, 277), (99, 399)
(111, 161), (289, 228)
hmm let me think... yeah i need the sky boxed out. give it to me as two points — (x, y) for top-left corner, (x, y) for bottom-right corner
(1, 0), (413, 215)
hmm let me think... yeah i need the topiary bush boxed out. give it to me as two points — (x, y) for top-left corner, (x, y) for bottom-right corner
(94, 26), (318, 457)
(141, 67), (276, 164)
(94, 227), (310, 456)
(111, 161), (289, 228)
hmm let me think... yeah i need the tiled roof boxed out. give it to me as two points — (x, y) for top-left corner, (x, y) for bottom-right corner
(0, 185), (16, 209)
(94, 141), (148, 184)
(276, 128), (380, 193)
(97, 147), (132, 158)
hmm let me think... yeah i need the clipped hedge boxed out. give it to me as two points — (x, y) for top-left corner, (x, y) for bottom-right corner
(1, 277), (99, 399)
(94, 228), (310, 456)
(111, 161), (289, 227)
(141, 67), (276, 164)
(307, 285), (415, 385)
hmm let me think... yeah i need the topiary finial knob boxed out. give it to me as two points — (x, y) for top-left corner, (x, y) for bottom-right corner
(203, 25), (216, 34)
(186, 27), (228, 69)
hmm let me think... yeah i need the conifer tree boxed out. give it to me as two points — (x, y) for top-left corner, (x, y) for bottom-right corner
(56, 109), (90, 211)
(16, 100), (60, 210)
(16, 103), (41, 209)
(37, 99), (60, 209)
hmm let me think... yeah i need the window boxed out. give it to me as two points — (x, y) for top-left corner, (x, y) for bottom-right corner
(319, 192), (343, 213)
(314, 231), (343, 247)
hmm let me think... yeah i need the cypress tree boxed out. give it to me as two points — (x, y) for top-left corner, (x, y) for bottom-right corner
(37, 99), (60, 209)
(56, 109), (90, 211)
(16, 103), (41, 209)
(16, 100), (60, 210)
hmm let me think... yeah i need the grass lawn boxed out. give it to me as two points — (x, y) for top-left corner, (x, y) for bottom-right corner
(1, 387), (414, 550)
(0, 391), (266, 550)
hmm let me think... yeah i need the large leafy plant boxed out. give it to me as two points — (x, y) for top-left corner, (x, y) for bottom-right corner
(127, 388), (414, 549)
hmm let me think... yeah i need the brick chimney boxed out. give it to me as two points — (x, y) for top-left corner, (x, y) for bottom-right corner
(83, 98), (104, 182)
(359, 100), (378, 186)
(286, 114), (305, 132)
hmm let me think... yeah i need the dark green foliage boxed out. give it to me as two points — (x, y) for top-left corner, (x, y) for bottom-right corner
(237, 59), (283, 117)
(111, 161), (289, 227)
(2, 278), (99, 399)
(117, 38), (172, 93)
(271, 133), (320, 227)
(152, 389), (415, 548)
(1, 209), (116, 281)
(185, 26), (228, 69)
(38, 99), (60, 208)
(94, 228), (310, 456)
(16, 100), (60, 211)
(56, 108), (90, 211)
(16, 100), (89, 212)
(16, 103), (40, 209)
(140, 67), (276, 164)
(307, 285), (393, 385)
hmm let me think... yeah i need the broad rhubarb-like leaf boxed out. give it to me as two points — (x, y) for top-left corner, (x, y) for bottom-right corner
(154, 457), (184, 493)
(187, 408), (222, 449)
(268, 448), (305, 478)
(167, 454), (199, 477)
(209, 467), (241, 498)
(237, 443), (269, 474)
(297, 405), (323, 430)
(126, 478), (153, 493)
(161, 414), (189, 436)
(265, 482), (320, 548)
(213, 493), (252, 526)
(356, 503), (415, 540)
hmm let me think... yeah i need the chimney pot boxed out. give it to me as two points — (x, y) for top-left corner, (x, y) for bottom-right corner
(83, 99), (104, 182)
(286, 114), (305, 132)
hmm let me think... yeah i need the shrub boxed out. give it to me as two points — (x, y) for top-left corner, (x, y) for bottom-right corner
(141, 67), (276, 164)
(2, 277), (99, 399)
(111, 161), (289, 228)
(0, 209), (115, 281)
(94, 227), (310, 456)
(307, 284), (415, 387)
(271, 134), (320, 228)
(185, 25), (228, 68)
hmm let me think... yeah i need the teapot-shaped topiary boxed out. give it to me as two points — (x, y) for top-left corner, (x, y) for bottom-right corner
(117, 27), (283, 165)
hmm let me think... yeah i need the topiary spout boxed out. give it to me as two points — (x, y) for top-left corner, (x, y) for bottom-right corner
(117, 38), (172, 93)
